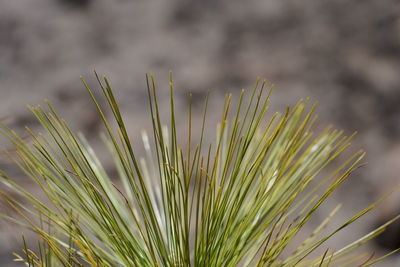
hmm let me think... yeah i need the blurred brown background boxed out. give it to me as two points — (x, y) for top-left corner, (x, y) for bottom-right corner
(0, 0), (400, 265)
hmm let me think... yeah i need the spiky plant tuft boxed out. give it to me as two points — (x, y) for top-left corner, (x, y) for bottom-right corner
(0, 73), (398, 266)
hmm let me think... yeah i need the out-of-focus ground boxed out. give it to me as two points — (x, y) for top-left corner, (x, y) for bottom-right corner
(0, 0), (400, 265)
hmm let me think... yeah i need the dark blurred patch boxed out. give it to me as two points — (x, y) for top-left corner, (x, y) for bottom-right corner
(0, 17), (23, 71)
(55, 88), (80, 103)
(337, 70), (400, 140)
(171, 0), (219, 25)
(81, 108), (103, 137)
(54, 80), (105, 136)
(374, 212), (400, 251)
(58, 0), (91, 8)
(12, 112), (39, 129)
(179, 90), (208, 108)
(371, 13), (400, 57)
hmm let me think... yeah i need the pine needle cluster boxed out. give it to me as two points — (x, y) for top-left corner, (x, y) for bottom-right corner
(0, 73), (398, 266)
